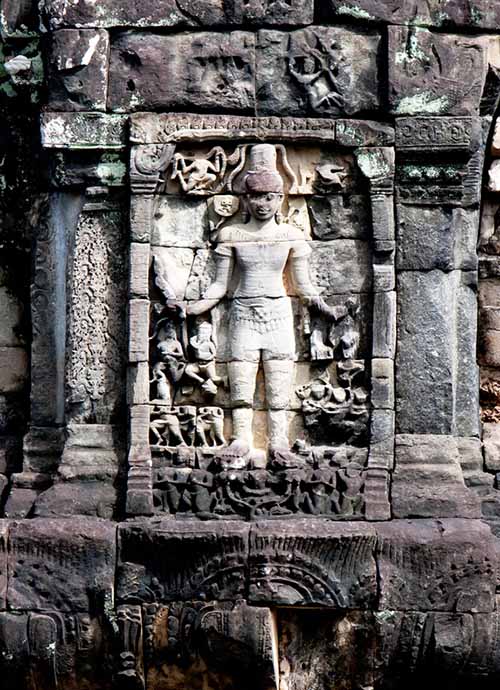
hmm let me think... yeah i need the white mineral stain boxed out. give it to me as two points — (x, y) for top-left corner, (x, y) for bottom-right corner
(337, 4), (374, 20)
(396, 92), (450, 115)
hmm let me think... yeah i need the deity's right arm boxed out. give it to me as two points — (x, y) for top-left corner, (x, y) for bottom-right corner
(186, 245), (233, 316)
(203, 252), (233, 300)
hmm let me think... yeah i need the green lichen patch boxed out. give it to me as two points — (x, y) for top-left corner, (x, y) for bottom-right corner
(395, 92), (450, 115)
(336, 4), (374, 20)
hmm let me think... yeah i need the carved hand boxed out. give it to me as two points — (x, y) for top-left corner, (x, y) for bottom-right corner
(306, 295), (346, 321)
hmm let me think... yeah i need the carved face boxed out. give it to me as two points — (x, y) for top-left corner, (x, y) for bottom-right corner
(246, 192), (283, 221)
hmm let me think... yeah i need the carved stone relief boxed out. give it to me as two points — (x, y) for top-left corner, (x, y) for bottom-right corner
(66, 198), (127, 424)
(126, 115), (393, 519)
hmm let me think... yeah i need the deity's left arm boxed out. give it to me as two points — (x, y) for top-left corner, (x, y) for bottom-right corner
(290, 247), (347, 321)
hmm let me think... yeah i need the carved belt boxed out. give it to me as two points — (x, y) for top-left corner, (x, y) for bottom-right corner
(230, 298), (292, 334)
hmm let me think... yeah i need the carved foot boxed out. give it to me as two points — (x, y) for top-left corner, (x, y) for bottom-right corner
(218, 440), (251, 470)
(269, 446), (303, 470)
(217, 441), (267, 470)
(201, 380), (218, 396)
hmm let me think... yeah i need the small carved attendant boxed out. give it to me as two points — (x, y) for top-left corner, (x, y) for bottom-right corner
(185, 319), (224, 396)
(187, 144), (339, 468)
(156, 321), (186, 386)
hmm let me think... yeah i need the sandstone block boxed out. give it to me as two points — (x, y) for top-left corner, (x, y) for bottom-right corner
(129, 243), (150, 299)
(128, 299), (149, 362)
(117, 521), (250, 602)
(41, 112), (127, 149)
(249, 521), (378, 608)
(372, 292), (396, 359)
(371, 358), (394, 410)
(228, 0), (314, 25)
(8, 518), (116, 611)
(109, 32), (255, 113)
(48, 29), (109, 111)
(483, 423), (500, 472)
(397, 206), (478, 272)
(42, 0), (225, 29)
(397, 270), (479, 436)
(393, 435), (481, 518)
(256, 27), (380, 117)
(321, 0), (500, 29)
(389, 27), (487, 116)
(152, 196), (209, 248)
(308, 195), (370, 240)
(0, 348), (27, 393)
(377, 519), (497, 612)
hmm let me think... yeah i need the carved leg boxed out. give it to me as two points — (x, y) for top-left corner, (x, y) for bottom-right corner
(227, 360), (259, 453)
(231, 408), (254, 448)
(263, 359), (294, 450)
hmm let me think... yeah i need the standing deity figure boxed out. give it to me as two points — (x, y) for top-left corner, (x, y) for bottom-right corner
(187, 144), (338, 467)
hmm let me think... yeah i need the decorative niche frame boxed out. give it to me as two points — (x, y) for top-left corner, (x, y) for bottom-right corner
(125, 113), (395, 521)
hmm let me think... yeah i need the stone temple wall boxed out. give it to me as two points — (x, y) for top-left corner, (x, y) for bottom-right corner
(2, 0), (500, 688)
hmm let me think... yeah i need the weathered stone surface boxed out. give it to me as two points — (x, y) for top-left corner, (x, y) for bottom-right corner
(397, 270), (480, 436)
(144, 600), (278, 689)
(0, 610), (112, 690)
(278, 609), (376, 690)
(228, 0), (314, 25)
(0, 522), (8, 609)
(377, 519), (497, 612)
(33, 481), (118, 519)
(0, 286), (24, 347)
(371, 358), (394, 410)
(129, 242), (150, 299)
(42, 0), (226, 28)
(372, 292), (396, 358)
(48, 29), (109, 111)
(41, 112), (128, 149)
(320, 0), (500, 29)
(0, 348), (28, 393)
(308, 195), (370, 240)
(369, 409), (395, 469)
(109, 32), (256, 113)
(483, 422), (500, 472)
(308, 240), (372, 294)
(152, 196), (209, 247)
(117, 521), (250, 602)
(393, 435), (481, 518)
(8, 518), (116, 611)
(397, 206), (478, 271)
(389, 27), (487, 116)
(249, 521), (377, 607)
(42, 0), (314, 28)
(256, 27), (381, 117)
(336, 119), (395, 147)
(128, 299), (149, 363)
